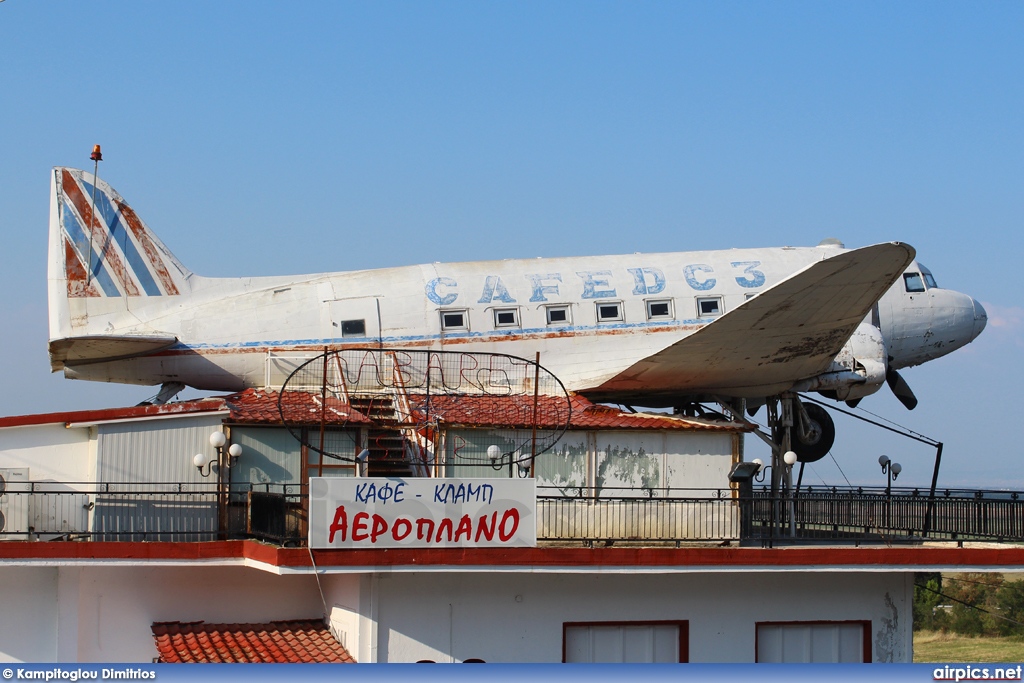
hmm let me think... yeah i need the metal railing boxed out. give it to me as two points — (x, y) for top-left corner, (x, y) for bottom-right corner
(537, 486), (741, 543)
(3, 482), (1024, 546)
(757, 485), (1024, 545)
(537, 485), (1024, 545)
(0, 482), (304, 543)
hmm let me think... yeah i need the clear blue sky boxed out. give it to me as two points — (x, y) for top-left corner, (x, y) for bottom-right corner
(1, 2), (1021, 487)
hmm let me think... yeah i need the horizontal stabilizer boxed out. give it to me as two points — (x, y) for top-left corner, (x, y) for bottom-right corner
(588, 242), (916, 400)
(49, 335), (178, 371)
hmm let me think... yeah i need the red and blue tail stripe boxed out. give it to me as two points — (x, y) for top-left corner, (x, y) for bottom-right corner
(56, 168), (187, 298)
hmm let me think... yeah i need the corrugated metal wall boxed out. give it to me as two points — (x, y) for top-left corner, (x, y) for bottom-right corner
(231, 427), (303, 485)
(93, 414), (226, 540)
(96, 414), (226, 484)
(445, 428), (736, 492)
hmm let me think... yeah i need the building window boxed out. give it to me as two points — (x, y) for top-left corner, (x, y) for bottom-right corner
(306, 447), (355, 477)
(695, 296), (723, 317)
(596, 302), (624, 323)
(756, 621), (870, 663)
(546, 305), (571, 325)
(493, 308), (520, 328)
(563, 621), (688, 663)
(440, 309), (469, 331)
(340, 319), (366, 337)
(646, 299), (673, 320)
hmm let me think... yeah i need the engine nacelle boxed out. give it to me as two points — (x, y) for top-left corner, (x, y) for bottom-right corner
(792, 322), (887, 401)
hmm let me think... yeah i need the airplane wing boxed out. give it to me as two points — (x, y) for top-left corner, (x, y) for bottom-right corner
(49, 335), (178, 371)
(587, 242), (916, 400)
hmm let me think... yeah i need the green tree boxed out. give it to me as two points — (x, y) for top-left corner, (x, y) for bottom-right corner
(914, 572), (946, 632)
(944, 573), (1004, 637)
(993, 579), (1024, 637)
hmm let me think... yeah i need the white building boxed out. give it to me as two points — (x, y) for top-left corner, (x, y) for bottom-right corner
(0, 391), (1014, 663)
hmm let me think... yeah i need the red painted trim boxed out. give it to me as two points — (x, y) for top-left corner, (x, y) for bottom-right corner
(1, 541), (1024, 570)
(754, 620), (871, 663)
(562, 620), (689, 663)
(0, 400), (227, 429)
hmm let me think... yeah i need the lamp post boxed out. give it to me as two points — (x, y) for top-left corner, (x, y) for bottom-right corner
(879, 455), (902, 496)
(487, 444), (506, 477)
(879, 455), (902, 530)
(783, 450), (798, 537)
(191, 431), (243, 540)
(193, 432), (242, 477)
(486, 445), (530, 478)
(752, 458), (769, 483)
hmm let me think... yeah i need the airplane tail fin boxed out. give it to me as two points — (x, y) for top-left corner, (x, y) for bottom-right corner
(48, 167), (192, 359)
(49, 167), (191, 300)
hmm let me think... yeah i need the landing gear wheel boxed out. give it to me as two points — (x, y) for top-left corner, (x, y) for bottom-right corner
(791, 402), (835, 463)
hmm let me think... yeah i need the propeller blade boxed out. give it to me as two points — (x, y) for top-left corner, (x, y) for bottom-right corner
(886, 368), (918, 410)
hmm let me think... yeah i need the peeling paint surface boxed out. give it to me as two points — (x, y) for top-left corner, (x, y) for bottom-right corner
(874, 591), (903, 663)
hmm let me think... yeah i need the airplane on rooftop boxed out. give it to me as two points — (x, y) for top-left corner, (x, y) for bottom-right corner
(46, 165), (987, 462)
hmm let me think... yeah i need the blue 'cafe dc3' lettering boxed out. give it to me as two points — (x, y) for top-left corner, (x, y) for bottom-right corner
(683, 264), (716, 291)
(528, 273), (562, 302)
(576, 271), (616, 299)
(732, 261), (766, 288)
(477, 275), (516, 304)
(428, 263), (769, 306)
(425, 277), (459, 305)
(628, 267), (666, 295)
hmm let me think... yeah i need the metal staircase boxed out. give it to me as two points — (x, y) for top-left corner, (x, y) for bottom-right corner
(347, 395), (414, 476)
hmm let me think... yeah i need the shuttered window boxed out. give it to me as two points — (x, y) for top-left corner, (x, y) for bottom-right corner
(756, 621), (870, 663)
(563, 621), (687, 663)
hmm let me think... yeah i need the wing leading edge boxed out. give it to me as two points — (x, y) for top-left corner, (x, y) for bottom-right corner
(584, 242), (916, 402)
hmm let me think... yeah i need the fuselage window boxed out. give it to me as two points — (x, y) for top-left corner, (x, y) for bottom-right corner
(904, 273), (925, 293)
(440, 310), (469, 331)
(596, 302), (623, 323)
(340, 319), (366, 337)
(696, 296), (723, 317)
(493, 308), (519, 328)
(646, 300), (673, 320)
(923, 272), (938, 289)
(546, 305), (571, 325)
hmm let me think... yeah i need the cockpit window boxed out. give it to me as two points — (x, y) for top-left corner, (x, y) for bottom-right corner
(904, 273), (925, 293)
(918, 264), (939, 289)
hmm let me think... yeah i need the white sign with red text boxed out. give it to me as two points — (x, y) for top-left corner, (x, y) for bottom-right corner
(308, 477), (537, 549)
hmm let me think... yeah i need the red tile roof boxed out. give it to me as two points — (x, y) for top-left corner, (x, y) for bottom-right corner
(225, 388), (372, 426)
(408, 393), (748, 432)
(0, 388), (744, 432)
(568, 397), (750, 431)
(152, 620), (355, 663)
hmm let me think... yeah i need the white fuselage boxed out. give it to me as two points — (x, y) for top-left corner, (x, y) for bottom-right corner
(48, 166), (986, 405)
(61, 244), (985, 403)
